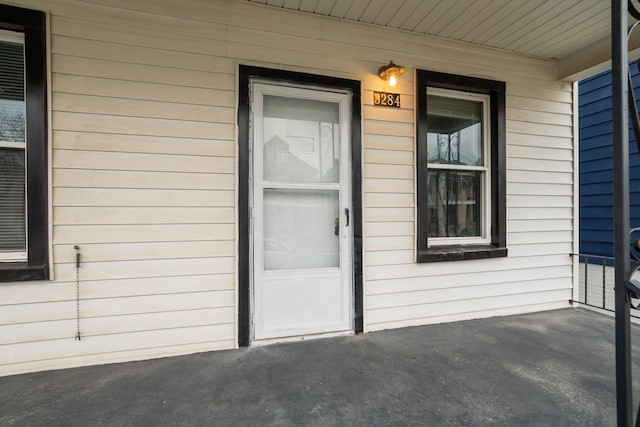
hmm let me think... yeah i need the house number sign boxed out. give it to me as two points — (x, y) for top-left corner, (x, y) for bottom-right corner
(373, 91), (401, 108)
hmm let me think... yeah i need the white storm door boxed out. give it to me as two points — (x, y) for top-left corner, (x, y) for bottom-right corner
(251, 83), (352, 341)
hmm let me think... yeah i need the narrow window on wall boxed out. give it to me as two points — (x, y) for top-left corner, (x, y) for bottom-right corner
(426, 89), (489, 244)
(416, 70), (506, 263)
(0, 30), (27, 261)
(0, 4), (48, 282)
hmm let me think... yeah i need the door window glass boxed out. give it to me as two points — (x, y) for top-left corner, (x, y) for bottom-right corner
(263, 95), (340, 183)
(263, 189), (339, 270)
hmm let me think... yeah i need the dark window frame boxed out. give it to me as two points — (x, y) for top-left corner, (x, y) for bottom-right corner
(237, 65), (363, 346)
(416, 70), (506, 263)
(0, 4), (49, 282)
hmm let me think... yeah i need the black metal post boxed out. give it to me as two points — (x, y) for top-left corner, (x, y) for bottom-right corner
(612, 0), (634, 425)
(604, 258), (608, 309)
(586, 257), (589, 304)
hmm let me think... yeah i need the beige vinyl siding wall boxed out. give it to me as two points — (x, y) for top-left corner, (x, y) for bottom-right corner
(0, 0), (573, 375)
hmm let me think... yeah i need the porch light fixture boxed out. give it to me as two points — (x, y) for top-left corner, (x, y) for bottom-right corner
(378, 60), (405, 87)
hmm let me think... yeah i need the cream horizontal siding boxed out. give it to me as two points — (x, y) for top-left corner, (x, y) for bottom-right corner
(1, 325), (235, 369)
(1, 307), (235, 345)
(367, 301), (572, 332)
(53, 131), (235, 156)
(2, 0), (240, 375)
(356, 21), (574, 330)
(1, 0), (575, 375)
(53, 170), (235, 191)
(0, 274), (235, 305)
(52, 74), (234, 105)
(1, 340), (234, 376)
(3, 290), (234, 325)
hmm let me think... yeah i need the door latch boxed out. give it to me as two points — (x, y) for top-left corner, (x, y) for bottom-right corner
(336, 209), (350, 236)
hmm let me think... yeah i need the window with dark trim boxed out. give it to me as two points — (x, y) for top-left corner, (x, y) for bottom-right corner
(0, 4), (48, 282)
(416, 70), (506, 262)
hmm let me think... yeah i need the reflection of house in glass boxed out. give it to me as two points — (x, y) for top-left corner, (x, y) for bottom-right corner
(263, 135), (319, 182)
(263, 129), (339, 182)
(262, 95), (340, 183)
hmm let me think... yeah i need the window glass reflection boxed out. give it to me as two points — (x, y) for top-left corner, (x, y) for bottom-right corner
(426, 95), (483, 166)
(264, 189), (340, 270)
(263, 95), (340, 183)
(426, 170), (482, 238)
(0, 40), (25, 143)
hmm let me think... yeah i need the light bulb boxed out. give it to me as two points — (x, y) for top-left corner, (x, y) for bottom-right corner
(389, 74), (397, 87)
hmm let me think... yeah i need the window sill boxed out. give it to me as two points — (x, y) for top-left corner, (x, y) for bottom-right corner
(0, 263), (49, 282)
(418, 245), (507, 263)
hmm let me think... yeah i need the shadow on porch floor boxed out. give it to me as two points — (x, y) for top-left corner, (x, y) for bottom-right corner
(1, 308), (640, 426)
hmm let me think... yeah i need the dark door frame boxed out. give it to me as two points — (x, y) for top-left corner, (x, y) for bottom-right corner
(237, 65), (363, 346)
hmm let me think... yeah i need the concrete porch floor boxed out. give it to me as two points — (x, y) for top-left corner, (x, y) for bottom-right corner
(2, 308), (640, 426)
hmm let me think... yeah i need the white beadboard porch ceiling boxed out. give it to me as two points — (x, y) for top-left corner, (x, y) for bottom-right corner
(243, 0), (636, 80)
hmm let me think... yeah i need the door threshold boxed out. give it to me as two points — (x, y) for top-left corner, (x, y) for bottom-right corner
(251, 330), (353, 347)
